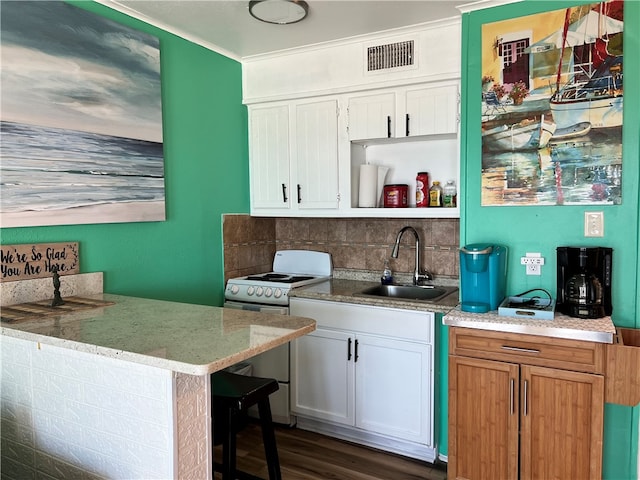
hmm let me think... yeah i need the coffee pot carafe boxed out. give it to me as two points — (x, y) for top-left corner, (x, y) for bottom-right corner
(557, 246), (612, 319)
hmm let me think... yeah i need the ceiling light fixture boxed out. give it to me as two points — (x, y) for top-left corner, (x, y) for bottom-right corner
(249, 0), (309, 25)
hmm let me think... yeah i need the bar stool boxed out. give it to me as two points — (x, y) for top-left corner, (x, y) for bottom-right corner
(211, 370), (282, 480)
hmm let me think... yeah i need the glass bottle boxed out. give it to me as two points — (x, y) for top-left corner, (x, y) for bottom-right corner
(429, 181), (443, 207)
(443, 180), (457, 208)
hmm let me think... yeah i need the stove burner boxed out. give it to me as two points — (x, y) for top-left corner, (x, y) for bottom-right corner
(245, 273), (315, 283)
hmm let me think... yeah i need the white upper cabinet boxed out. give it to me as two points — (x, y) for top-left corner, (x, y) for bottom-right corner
(249, 105), (290, 210)
(403, 84), (459, 136)
(249, 99), (339, 215)
(295, 100), (339, 210)
(347, 93), (395, 141)
(348, 83), (459, 141)
(244, 19), (461, 218)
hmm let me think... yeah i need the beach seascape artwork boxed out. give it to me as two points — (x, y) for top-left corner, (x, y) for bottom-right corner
(480, 0), (623, 206)
(0, 1), (164, 228)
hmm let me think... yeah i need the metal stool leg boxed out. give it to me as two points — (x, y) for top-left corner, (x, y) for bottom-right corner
(257, 399), (281, 480)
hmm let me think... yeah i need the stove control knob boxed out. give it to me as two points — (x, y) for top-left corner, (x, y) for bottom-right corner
(247, 286), (255, 296)
(256, 287), (264, 297)
(229, 285), (239, 295)
(274, 289), (283, 299)
(264, 287), (273, 297)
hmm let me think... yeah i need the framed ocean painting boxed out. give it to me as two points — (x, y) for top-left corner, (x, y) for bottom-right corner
(480, 0), (623, 206)
(0, 1), (164, 228)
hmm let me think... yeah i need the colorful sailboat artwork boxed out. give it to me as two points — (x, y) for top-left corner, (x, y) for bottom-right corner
(479, 0), (623, 206)
(482, 115), (557, 152)
(546, 4), (624, 129)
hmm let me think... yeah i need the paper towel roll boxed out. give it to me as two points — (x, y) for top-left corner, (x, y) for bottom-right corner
(358, 165), (378, 208)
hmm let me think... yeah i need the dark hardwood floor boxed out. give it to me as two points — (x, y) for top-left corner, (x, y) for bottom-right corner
(213, 422), (448, 480)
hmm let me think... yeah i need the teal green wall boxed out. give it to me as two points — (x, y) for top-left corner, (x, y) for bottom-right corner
(437, 1), (639, 477)
(0, 1), (249, 306)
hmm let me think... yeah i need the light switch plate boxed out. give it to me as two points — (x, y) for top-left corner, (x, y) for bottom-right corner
(584, 211), (604, 237)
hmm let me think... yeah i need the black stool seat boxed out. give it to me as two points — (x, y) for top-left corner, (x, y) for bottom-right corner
(211, 371), (281, 480)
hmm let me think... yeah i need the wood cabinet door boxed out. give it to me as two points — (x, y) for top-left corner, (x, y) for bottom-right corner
(355, 334), (431, 444)
(449, 356), (519, 480)
(520, 365), (604, 480)
(295, 99), (339, 209)
(249, 105), (291, 210)
(291, 328), (355, 425)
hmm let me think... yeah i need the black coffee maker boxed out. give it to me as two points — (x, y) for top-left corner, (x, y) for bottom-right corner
(557, 246), (613, 319)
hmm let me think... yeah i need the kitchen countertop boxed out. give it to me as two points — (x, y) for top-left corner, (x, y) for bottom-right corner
(289, 278), (460, 314)
(0, 294), (316, 376)
(443, 305), (616, 343)
(290, 278), (616, 344)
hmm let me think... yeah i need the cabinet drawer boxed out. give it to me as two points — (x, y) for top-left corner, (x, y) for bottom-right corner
(290, 298), (432, 343)
(450, 327), (605, 374)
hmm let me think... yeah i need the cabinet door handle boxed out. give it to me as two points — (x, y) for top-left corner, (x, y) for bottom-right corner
(347, 337), (352, 361)
(501, 345), (540, 354)
(354, 339), (359, 362)
(523, 379), (529, 416)
(282, 183), (288, 203)
(405, 113), (410, 136)
(297, 184), (302, 204)
(510, 378), (515, 415)
(387, 115), (391, 138)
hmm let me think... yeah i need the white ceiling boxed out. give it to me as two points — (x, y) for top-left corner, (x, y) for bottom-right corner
(98, 0), (470, 60)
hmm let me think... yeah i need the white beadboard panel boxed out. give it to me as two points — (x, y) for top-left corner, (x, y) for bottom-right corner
(0, 336), (176, 480)
(242, 20), (461, 103)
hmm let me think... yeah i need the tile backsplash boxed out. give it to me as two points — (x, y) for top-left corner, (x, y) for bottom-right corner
(223, 214), (459, 282)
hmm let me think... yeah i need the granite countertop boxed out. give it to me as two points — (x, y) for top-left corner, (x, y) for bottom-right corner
(443, 306), (616, 343)
(0, 294), (316, 376)
(289, 278), (460, 314)
(290, 278), (616, 344)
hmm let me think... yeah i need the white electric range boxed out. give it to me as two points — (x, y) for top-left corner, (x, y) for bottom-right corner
(223, 250), (332, 425)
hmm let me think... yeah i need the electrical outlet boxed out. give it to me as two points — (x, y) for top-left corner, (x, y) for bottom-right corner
(520, 253), (545, 276)
(585, 211), (604, 237)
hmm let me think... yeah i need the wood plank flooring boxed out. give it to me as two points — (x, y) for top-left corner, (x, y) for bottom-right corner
(213, 422), (448, 480)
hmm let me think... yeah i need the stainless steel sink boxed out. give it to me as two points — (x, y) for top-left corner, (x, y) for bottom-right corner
(353, 284), (459, 303)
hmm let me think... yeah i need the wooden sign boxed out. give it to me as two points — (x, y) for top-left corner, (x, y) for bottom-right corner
(0, 242), (79, 282)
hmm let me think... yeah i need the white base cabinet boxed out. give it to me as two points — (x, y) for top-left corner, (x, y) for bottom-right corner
(290, 298), (436, 462)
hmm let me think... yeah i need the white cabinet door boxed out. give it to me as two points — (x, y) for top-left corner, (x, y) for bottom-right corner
(404, 84), (459, 136)
(249, 105), (290, 210)
(347, 84), (459, 141)
(355, 334), (431, 444)
(347, 92), (395, 141)
(291, 328), (355, 426)
(295, 100), (340, 209)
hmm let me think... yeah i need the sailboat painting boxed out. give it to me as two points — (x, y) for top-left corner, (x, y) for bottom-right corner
(0, 1), (164, 228)
(480, 1), (623, 206)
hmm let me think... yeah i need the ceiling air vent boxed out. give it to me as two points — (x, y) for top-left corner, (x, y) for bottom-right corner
(367, 40), (414, 72)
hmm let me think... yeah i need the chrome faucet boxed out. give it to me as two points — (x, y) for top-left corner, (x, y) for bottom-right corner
(391, 226), (433, 285)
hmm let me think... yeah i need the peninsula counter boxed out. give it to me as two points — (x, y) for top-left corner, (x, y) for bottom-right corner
(1, 294), (316, 480)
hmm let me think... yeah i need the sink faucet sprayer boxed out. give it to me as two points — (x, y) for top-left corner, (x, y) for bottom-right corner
(391, 226), (433, 285)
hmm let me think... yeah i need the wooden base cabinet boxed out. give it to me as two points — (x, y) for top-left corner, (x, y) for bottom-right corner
(448, 327), (605, 480)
